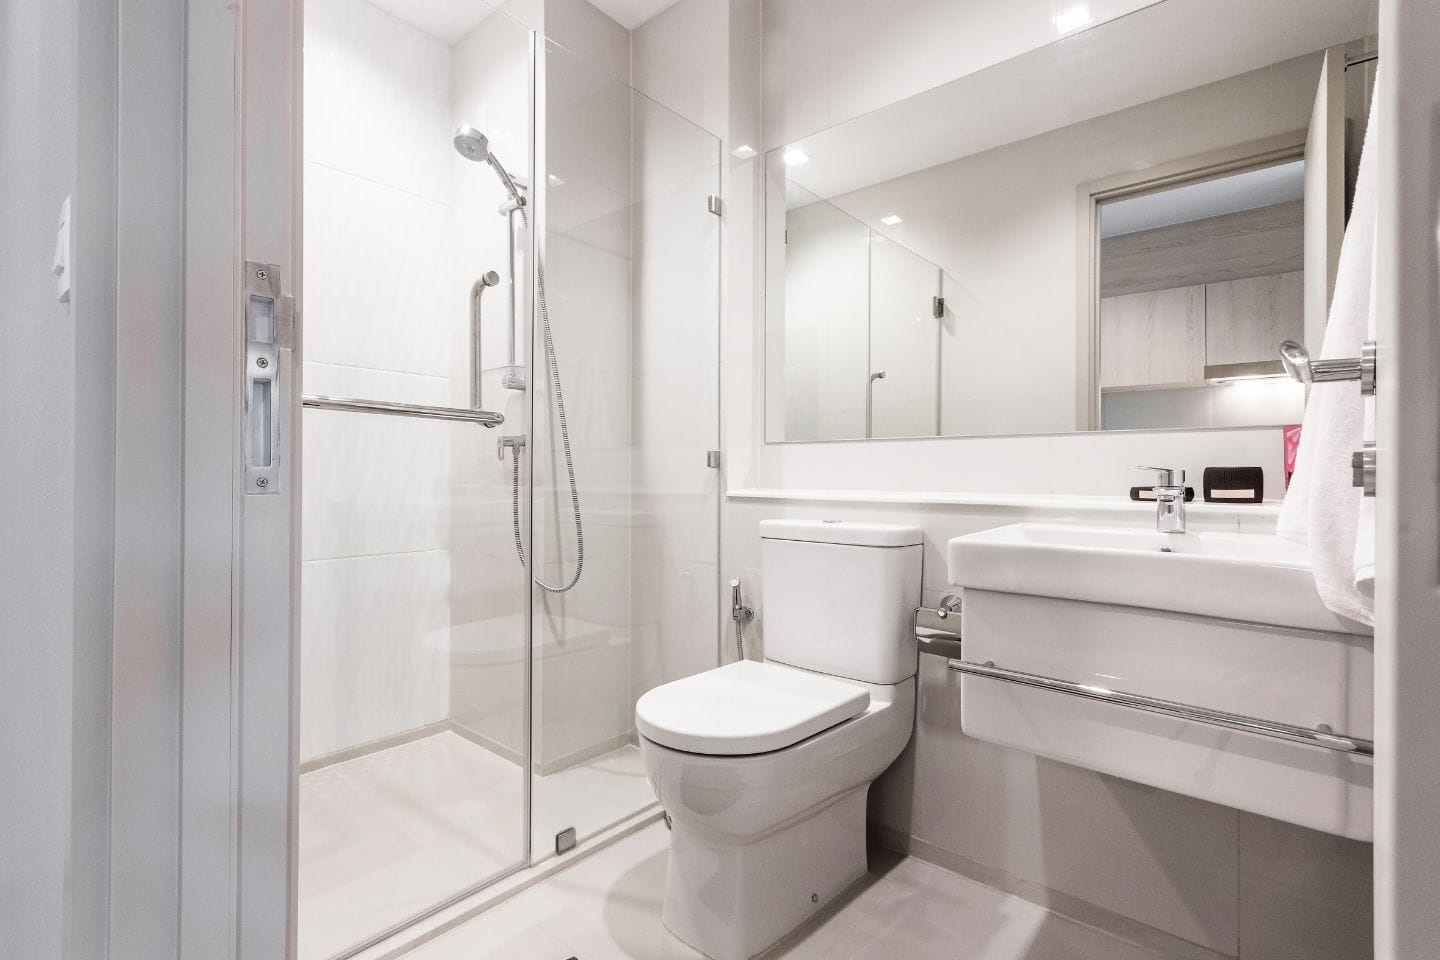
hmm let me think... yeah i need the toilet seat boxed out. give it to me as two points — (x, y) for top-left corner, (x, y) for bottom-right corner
(636, 660), (870, 756)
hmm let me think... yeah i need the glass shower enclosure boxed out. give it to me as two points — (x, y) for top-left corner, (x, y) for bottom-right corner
(295, 3), (721, 958)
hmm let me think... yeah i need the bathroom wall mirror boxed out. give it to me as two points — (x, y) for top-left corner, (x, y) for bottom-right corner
(763, 0), (1379, 442)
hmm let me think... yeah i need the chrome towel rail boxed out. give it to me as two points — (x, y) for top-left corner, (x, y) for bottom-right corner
(301, 394), (504, 427)
(912, 603), (1374, 757)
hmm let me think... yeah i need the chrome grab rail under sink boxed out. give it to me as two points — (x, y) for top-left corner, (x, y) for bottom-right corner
(912, 602), (1374, 757)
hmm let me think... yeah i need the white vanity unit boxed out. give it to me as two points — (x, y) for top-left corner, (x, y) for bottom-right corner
(945, 524), (1373, 840)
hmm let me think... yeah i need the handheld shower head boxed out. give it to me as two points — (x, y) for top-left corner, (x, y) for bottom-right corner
(453, 125), (491, 163)
(454, 125), (526, 210)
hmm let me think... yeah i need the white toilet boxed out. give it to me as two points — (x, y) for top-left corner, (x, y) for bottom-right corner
(636, 519), (921, 960)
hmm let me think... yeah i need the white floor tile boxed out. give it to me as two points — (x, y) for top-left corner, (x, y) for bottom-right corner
(394, 823), (1174, 960)
(533, 744), (657, 858)
(298, 767), (479, 960)
(299, 734), (659, 960)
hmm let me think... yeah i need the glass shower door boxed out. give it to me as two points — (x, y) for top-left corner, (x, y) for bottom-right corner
(527, 39), (723, 858)
(297, 2), (534, 958)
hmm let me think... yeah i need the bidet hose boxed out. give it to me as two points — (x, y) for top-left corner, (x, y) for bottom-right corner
(508, 201), (584, 594)
(734, 615), (745, 661)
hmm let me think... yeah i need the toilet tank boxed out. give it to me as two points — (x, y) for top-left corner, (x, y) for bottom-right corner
(759, 520), (923, 684)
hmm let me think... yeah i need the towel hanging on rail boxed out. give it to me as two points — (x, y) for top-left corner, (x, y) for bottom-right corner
(1277, 78), (1379, 628)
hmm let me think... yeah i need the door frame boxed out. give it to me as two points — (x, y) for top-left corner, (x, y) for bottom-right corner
(1073, 132), (1307, 431)
(175, 0), (302, 957)
(1373, 0), (1440, 951)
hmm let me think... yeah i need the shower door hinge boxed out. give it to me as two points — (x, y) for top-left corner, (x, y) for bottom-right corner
(706, 195), (723, 217)
(555, 826), (577, 855)
(932, 296), (945, 319)
(706, 450), (722, 469)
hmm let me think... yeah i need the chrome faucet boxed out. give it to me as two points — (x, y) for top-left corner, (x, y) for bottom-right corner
(1136, 466), (1187, 534)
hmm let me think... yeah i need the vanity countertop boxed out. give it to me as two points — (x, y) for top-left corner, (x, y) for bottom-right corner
(726, 487), (1282, 522)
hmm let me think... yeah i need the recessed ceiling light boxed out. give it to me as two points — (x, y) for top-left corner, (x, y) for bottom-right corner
(783, 148), (810, 166)
(880, 214), (903, 226)
(1054, 4), (1091, 33)
(731, 144), (757, 160)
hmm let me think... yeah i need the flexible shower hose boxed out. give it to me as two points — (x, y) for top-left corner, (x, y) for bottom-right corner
(508, 247), (584, 594)
(470, 148), (583, 594)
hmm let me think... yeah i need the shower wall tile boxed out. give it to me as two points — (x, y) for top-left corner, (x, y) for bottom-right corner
(305, 0), (453, 204)
(632, 368), (719, 450)
(300, 550), (452, 761)
(631, 0), (730, 137)
(626, 81), (723, 755)
(303, 162), (454, 381)
(543, 233), (633, 377)
(629, 557), (719, 719)
(537, 365), (632, 452)
(630, 108), (721, 377)
(303, 0), (461, 759)
(302, 362), (452, 563)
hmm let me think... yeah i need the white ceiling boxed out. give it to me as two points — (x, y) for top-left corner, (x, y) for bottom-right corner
(780, 0), (1375, 201)
(368, 0), (680, 44)
(588, 0), (681, 29)
(365, 0), (502, 44)
(1099, 159), (1307, 237)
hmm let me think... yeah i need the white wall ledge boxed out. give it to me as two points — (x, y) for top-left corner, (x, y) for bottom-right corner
(726, 487), (1283, 521)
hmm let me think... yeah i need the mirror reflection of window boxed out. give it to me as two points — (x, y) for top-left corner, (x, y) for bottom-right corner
(1096, 160), (1309, 431)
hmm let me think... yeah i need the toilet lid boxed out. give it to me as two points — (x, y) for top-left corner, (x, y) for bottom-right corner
(636, 660), (870, 756)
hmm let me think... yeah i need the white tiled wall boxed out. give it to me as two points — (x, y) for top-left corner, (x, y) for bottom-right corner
(528, 10), (638, 774)
(302, 0), (461, 761)
(444, 5), (536, 761)
(629, 11), (727, 735)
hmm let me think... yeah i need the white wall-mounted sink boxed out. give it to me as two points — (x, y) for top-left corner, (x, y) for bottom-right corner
(948, 523), (1374, 840)
(948, 523), (1369, 634)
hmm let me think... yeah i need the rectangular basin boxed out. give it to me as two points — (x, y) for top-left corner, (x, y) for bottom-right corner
(948, 523), (1370, 635)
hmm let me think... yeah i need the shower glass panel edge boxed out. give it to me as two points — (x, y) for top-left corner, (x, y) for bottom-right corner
(527, 38), (724, 863)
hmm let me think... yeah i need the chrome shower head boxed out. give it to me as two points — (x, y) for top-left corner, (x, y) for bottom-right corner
(453, 125), (491, 163)
(454, 125), (526, 214)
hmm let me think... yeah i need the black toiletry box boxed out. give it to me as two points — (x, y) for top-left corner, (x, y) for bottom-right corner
(1202, 466), (1264, 503)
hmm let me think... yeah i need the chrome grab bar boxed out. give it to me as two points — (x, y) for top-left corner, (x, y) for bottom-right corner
(912, 604), (1374, 757)
(301, 394), (504, 427)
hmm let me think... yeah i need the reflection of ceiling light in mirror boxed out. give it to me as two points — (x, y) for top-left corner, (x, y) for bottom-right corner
(1204, 360), (1288, 383)
(1053, 4), (1091, 32)
(880, 214), (903, 225)
(547, 174), (565, 187)
(783, 148), (810, 166)
(1208, 373), (1288, 384)
(731, 144), (757, 160)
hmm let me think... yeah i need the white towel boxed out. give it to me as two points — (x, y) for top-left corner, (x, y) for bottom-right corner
(1276, 80), (1378, 627)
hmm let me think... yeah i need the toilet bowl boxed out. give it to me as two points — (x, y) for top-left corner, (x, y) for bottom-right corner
(636, 520), (922, 960)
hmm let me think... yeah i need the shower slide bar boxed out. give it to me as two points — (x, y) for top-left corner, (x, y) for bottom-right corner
(301, 394), (505, 427)
(912, 604), (1375, 757)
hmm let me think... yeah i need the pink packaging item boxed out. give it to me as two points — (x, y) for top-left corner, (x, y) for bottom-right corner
(1283, 424), (1302, 489)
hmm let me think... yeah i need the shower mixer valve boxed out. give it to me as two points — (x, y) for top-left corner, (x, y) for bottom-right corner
(498, 434), (527, 461)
